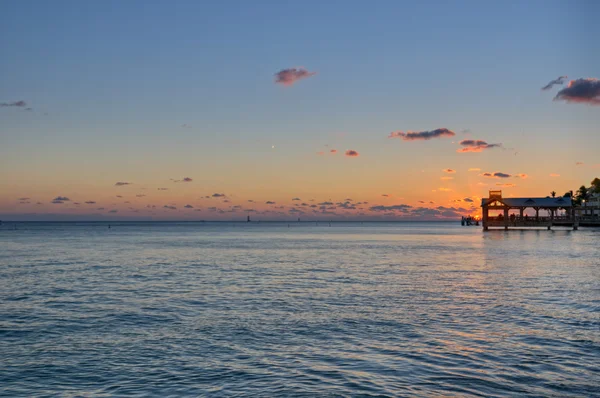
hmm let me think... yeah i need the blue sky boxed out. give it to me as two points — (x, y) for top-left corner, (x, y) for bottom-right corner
(1, 0), (598, 220)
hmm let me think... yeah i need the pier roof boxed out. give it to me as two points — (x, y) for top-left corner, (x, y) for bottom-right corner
(481, 196), (572, 208)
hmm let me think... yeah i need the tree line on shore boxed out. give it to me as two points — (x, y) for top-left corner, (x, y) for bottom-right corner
(550, 177), (600, 206)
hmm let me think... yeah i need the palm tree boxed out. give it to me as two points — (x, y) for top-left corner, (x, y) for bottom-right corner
(573, 185), (588, 206)
(591, 177), (600, 193)
(551, 191), (556, 198)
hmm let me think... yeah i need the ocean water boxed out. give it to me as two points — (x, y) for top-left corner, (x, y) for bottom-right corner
(1, 222), (599, 397)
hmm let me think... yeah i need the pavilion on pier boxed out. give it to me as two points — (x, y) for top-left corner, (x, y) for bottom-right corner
(480, 190), (576, 230)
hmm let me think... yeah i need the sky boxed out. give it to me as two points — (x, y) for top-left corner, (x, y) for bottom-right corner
(1, 0), (599, 221)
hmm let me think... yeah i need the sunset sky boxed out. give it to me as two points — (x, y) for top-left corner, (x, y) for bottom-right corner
(1, 0), (599, 221)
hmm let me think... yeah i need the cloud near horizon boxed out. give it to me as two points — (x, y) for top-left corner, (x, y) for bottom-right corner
(389, 128), (455, 141)
(274, 68), (317, 86)
(369, 204), (412, 212)
(481, 172), (511, 178)
(115, 182), (132, 186)
(0, 100), (27, 107)
(554, 78), (600, 105)
(457, 140), (502, 153)
(345, 150), (359, 157)
(173, 177), (193, 183)
(541, 76), (567, 90)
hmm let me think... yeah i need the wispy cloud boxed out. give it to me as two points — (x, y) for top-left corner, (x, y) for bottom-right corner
(369, 204), (412, 212)
(51, 196), (70, 204)
(345, 150), (359, 157)
(443, 169), (456, 173)
(468, 168), (481, 171)
(85, 201), (96, 204)
(496, 183), (516, 187)
(173, 177), (193, 183)
(575, 162), (584, 166)
(554, 78), (600, 105)
(481, 172), (511, 178)
(266, 201), (276, 205)
(549, 173), (560, 177)
(184, 204), (194, 208)
(212, 193), (226, 197)
(457, 140), (502, 153)
(440, 176), (454, 180)
(389, 128), (455, 141)
(115, 182), (132, 186)
(515, 173), (528, 179)
(163, 205), (177, 210)
(0, 100), (27, 107)
(330, 149), (337, 154)
(274, 67), (317, 86)
(541, 75), (567, 90)
(158, 188), (168, 191)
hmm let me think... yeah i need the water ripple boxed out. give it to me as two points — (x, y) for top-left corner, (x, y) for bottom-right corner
(1, 222), (599, 396)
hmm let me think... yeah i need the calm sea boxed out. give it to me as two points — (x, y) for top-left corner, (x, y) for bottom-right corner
(1, 222), (599, 397)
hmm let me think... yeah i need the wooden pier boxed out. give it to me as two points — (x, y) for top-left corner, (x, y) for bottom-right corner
(481, 190), (580, 230)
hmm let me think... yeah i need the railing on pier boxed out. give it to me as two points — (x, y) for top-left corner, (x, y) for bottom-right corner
(485, 215), (577, 228)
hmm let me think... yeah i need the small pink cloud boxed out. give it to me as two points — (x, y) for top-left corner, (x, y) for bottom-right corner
(515, 173), (528, 179)
(457, 140), (502, 153)
(274, 67), (317, 86)
(316, 151), (325, 155)
(330, 149), (337, 154)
